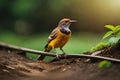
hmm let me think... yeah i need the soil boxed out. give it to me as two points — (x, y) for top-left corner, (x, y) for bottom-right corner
(0, 46), (120, 80)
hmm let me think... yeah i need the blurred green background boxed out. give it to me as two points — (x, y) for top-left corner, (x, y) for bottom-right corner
(0, 0), (120, 60)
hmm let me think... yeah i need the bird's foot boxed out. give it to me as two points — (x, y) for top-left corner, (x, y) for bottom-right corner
(55, 54), (61, 60)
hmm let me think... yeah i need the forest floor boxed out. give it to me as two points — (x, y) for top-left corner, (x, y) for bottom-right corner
(0, 45), (120, 80)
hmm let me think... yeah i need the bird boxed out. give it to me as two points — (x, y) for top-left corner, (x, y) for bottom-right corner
(38, 18), (77, 60)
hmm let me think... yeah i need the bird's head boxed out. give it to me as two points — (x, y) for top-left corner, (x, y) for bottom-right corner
(58, 18), (77, 28)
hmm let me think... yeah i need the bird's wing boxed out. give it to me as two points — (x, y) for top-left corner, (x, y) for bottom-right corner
(45, 27), (58, 48)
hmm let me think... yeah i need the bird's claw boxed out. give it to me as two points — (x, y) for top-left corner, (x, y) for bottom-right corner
(55, 53), (67, 60)
(55, 54), (61, 60)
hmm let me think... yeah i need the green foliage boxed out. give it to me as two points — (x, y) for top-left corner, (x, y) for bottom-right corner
(98, 60), (112, 68)
(102, 25), (120, 40)
(109, 37), (120, 45)
(102, 31), (113, 40)
(91, 42), (110, 51)
(103, 25), (120, 45)
(104, 25), (115, 31)
(92, 25), (120, 52)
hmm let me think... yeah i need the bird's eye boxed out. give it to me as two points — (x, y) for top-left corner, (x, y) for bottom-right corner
(65, 21), (69, 23)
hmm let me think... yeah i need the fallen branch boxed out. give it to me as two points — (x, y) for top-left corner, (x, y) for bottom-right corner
(0, 42), (120, 63)
(0, 42), (55, 57)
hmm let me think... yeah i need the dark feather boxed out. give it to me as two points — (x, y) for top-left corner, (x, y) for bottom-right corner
(44, 27), (58, 48)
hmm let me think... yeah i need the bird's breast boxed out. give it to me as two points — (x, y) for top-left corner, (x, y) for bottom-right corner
(60, 28), (71, 35)
(58, 29), (71, 39)
(53, 29), (71, 48)
(48, 29), (71, 49)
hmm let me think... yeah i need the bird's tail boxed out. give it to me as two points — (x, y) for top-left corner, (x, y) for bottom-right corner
(37, 54), (45, 60)
(38, 44), (52, 60)
(37, 48), (50, 60)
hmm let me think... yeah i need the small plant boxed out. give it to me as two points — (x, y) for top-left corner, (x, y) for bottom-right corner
(92, 25), (120, 68)
(102, 25), (120, 39)
(91, 42), (110, 51)
(91, 25), (120, 52)
(98, 60), (112, 68)
(102, 25), (120, 45)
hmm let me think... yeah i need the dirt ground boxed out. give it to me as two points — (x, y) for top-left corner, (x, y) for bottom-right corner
(0, 48), (120, 80)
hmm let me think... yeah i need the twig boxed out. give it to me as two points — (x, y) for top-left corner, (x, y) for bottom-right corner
(91, 50), (104, 56)
(0, 42), (120, 63)
(0, 42), (55, 57)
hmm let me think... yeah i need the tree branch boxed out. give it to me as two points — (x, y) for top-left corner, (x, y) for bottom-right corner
(0, 42), (120, 63)
(0, 42), (55, 57)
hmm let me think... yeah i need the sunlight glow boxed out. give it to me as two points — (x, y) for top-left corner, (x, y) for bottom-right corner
(109, 0), (120, 7)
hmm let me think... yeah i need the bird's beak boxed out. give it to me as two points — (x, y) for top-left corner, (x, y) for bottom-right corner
(70, 20), (77, 23)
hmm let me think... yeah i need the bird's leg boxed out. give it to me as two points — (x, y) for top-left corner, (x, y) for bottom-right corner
(60, 48), (66, 54)
(60, 48), (67, 58)
(53, 49), (61, 60)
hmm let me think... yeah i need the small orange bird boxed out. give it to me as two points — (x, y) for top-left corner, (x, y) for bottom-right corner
(38, 18), (77, 60)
